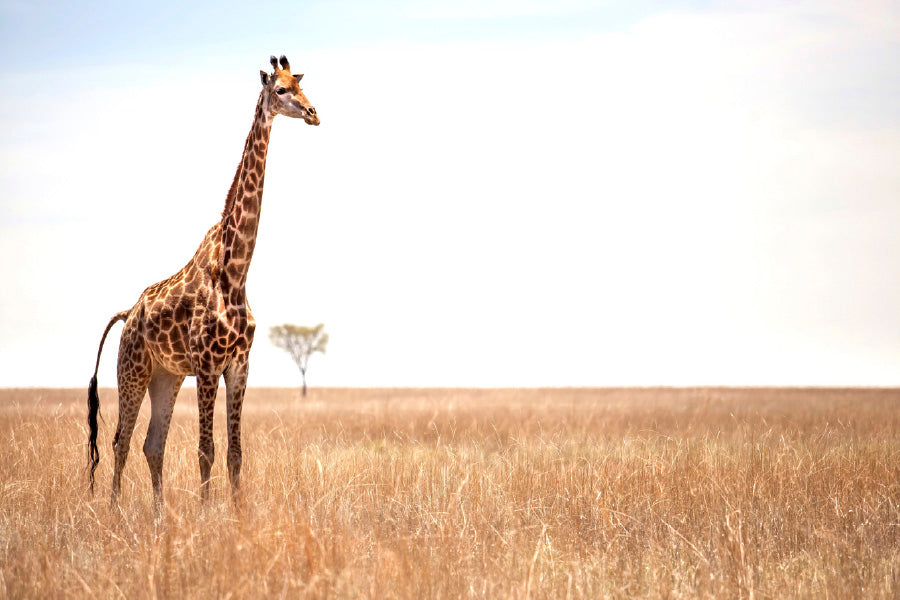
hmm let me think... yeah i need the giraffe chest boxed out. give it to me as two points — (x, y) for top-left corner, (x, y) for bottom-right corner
(142, 291), (255, 376)
(188, 300), (256, 374)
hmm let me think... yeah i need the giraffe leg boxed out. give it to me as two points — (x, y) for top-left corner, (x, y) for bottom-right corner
(111, 341), (152, 507)
(196, 374), (219, 501)
(224, 359), (249, 502)
(143, 368), (185, 508)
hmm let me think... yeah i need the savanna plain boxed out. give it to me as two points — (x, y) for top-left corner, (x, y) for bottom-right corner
(0, 387), (897, 599)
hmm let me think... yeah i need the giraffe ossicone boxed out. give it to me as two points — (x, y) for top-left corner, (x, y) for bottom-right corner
(87, 54), (319, 507)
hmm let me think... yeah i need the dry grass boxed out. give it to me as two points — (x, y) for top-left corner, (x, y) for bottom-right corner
(0, 387), (897, 598)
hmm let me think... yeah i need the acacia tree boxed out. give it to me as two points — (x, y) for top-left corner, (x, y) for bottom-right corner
(269, 323), (329, 396)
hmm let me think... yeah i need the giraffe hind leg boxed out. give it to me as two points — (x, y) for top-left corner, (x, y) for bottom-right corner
(110, 324), (153, 507)
(143, 368), (185, 509)
(111, 371), (151, 507)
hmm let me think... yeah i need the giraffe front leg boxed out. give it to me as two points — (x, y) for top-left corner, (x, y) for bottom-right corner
(196, 375), (219, 502)
(224, 359), (249, 504)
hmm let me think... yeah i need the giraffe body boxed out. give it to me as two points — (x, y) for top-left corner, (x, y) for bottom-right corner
(87, 55), (319, 506)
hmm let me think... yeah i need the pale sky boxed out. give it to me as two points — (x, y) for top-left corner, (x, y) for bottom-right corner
(1, 1), (898, 387)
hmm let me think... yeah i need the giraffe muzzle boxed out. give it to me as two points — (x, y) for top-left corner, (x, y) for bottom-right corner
(304, 106), (320, 126)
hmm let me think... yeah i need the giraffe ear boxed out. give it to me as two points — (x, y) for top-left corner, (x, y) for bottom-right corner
(260, 71), (269, 85)
(294, 73), (304, 82)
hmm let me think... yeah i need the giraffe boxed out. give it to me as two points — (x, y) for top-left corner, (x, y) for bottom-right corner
(87, 55), (319, 507)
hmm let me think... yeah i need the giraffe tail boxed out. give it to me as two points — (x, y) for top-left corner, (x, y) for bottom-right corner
(88, 310), (129, 494)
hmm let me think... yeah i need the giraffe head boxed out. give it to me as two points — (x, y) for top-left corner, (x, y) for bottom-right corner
(259, 55), (320, 126)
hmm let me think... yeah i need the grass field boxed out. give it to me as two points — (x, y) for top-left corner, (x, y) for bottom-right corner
(0, 387), (897, 598)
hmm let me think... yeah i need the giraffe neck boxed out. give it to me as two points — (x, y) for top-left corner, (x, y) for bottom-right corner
(220, 93), (274, 292)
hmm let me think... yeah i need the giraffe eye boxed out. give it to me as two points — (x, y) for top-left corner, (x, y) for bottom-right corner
(275, 87), (288, 95)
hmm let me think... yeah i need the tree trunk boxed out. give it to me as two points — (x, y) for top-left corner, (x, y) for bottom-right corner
(301, 369), (307, 397)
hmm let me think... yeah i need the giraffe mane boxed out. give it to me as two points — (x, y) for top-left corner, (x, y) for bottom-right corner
(222, 87), (267, 219)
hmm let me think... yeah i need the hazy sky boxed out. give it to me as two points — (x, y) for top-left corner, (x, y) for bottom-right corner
(1, 1), (898, 387)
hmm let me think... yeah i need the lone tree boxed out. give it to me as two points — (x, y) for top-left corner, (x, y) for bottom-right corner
(269, 323), (329, 396)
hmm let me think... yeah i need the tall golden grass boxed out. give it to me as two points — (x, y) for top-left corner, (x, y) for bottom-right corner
(0, 387), (897, 598)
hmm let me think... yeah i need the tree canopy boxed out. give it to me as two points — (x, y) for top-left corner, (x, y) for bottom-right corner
(269, 323), (328, 396)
